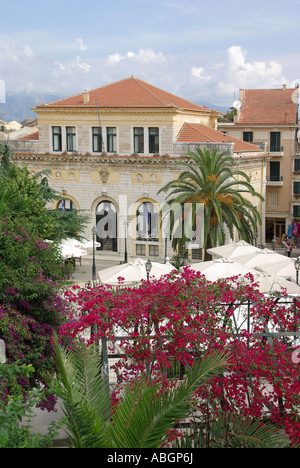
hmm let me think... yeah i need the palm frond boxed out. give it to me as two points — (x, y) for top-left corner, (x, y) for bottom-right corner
(53, 334), (110, 448)
(173, 410), (287, 448)
(109, 351), (231, 448)
(53, 334), (231, 449)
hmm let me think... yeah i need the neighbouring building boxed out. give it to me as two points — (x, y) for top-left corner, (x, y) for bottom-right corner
(218, 85), (299, 246)
(2, 77), (268, 260)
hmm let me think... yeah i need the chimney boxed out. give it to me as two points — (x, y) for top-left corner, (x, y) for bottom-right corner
(283, 84), (287, 90)
(83, 89), (89, 104)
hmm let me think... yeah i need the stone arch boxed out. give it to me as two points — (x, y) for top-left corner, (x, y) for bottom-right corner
(52, 193), (80, 210)
(94, 198), (118, 252)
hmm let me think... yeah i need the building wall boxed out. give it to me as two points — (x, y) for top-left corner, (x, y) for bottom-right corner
(36, 108), (216, 157)
(218, 122), (296, 242)
(2, 101), (267, 257)
(10, 149), (267, 259)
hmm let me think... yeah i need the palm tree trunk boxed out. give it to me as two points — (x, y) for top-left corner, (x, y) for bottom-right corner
(204, 235), (213, 261)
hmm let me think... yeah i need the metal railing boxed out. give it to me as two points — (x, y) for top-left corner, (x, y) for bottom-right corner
(266, 175), (283, 182)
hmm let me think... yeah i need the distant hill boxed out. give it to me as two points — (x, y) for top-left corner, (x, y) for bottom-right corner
(196, 101), (229, 115)
(0, 93), (229, 124)
(0, 93), (66, 123)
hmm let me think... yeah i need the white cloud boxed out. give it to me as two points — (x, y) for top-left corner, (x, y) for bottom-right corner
(191, 66), (211, 82)
(215, 46), (287, 101)
(0, 37), (292, 109)
(107, 48), (165, 67)
(107, 53), (124, 65)
(76, 38), (87, 51)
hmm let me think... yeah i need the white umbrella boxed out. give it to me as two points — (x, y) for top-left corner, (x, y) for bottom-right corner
(255, 259), (296, 281)
(232, 250), (287, 268)
(59, 244), (88, 259)
(252, 273), (300, 295)
(207, 241), (260, 259)
(187, 259), (300, 295)
(186, 258), (258, 282)
(99, 258), (175, 285)
(61, 238), (100, 249)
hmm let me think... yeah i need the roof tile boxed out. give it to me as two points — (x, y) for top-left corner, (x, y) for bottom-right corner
(35, 77), (210, 113)
(177, 122), (264, 153)
(238, 88), (298, 125)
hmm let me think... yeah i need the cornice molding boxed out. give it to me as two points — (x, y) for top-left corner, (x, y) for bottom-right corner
(11, 152), (179, 167)
(11, 151), (268, 169)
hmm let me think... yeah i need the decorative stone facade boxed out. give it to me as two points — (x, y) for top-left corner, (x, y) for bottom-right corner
(3, 77), (268, 259)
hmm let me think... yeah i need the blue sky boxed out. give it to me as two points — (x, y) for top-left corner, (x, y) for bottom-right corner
(1, 0), (300, 107)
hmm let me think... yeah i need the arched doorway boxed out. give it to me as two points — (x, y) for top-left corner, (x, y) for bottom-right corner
(96, 200), (117, 251)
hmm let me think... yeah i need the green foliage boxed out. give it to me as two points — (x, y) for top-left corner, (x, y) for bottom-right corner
(159, 147), (263, 256)
(0, 362), (60, 448)
(170, 251), (188, 270)
(47, 208), (90, 242)
(0, 218), (73, 408)
(0, 217), (73, 324)
(174, 411), (286, 448)
(0, 143), (88, 241)
(53, 334), (230, 448)
(218, 107), (237, 123)
(52, 334), (285, 448)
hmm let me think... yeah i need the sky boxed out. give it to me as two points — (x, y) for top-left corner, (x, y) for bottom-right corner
(1, 0), (300, 108)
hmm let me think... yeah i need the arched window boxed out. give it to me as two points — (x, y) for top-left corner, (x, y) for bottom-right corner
(136, 202), (159, 241)
(96, 200), (117, 251)
(57, 197), (75, 211)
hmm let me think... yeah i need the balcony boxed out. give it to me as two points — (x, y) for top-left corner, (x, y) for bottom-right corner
(268, 145), (284, 156)
(266, 175), (283, 186)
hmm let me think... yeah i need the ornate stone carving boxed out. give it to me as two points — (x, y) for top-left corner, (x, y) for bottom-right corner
(99, 168), (109, 183)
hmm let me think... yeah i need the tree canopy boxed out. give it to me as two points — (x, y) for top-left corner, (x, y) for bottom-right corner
(158, 147), (263, 256)
(0, 143), (88, 241)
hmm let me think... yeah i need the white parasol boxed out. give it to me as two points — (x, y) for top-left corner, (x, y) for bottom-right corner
(186, 258), (258, 282)
(98, 258), (175, 285)
(207, 241), (260, 259)
(61, 238), (101, 249)
(58, 244), (87, 259)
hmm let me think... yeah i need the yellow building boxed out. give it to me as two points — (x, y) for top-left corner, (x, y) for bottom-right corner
(4, 77), (268, 259)
(218, 85), (299, 245)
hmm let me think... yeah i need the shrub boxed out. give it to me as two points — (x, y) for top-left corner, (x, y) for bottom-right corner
(0, 218), (73, 409)
(59, 268), (300, 445)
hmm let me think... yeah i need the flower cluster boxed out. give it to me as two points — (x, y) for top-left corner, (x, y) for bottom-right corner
(59, 268), (300, 445)
(0, 218), (73, 410)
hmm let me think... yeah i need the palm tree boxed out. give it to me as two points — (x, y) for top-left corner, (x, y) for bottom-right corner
(52, 335), (286, 448)
(53, 335), (230, 448)
(158, 147), (263, 259)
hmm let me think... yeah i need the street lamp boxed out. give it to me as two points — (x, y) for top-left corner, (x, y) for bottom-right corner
(91, 225), (109, 416)
(253, 230), (258, 247)
(124, 221), (128, 263)
(145, 259), (152, 281)
(295, 256), (300, 285)
(92, 226), (97, 287)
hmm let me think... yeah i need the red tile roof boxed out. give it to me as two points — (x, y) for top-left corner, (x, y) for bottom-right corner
(20, 131), (39, 140)
(238, 88), (298, 125)
(177, 122), (264, 153)
(34, 77), (212, 113)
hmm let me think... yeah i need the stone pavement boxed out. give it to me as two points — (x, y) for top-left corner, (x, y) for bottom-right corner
(70, 252), (124, 285)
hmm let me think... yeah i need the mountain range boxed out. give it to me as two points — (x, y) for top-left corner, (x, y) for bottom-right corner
(0, 93), (228, 124)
